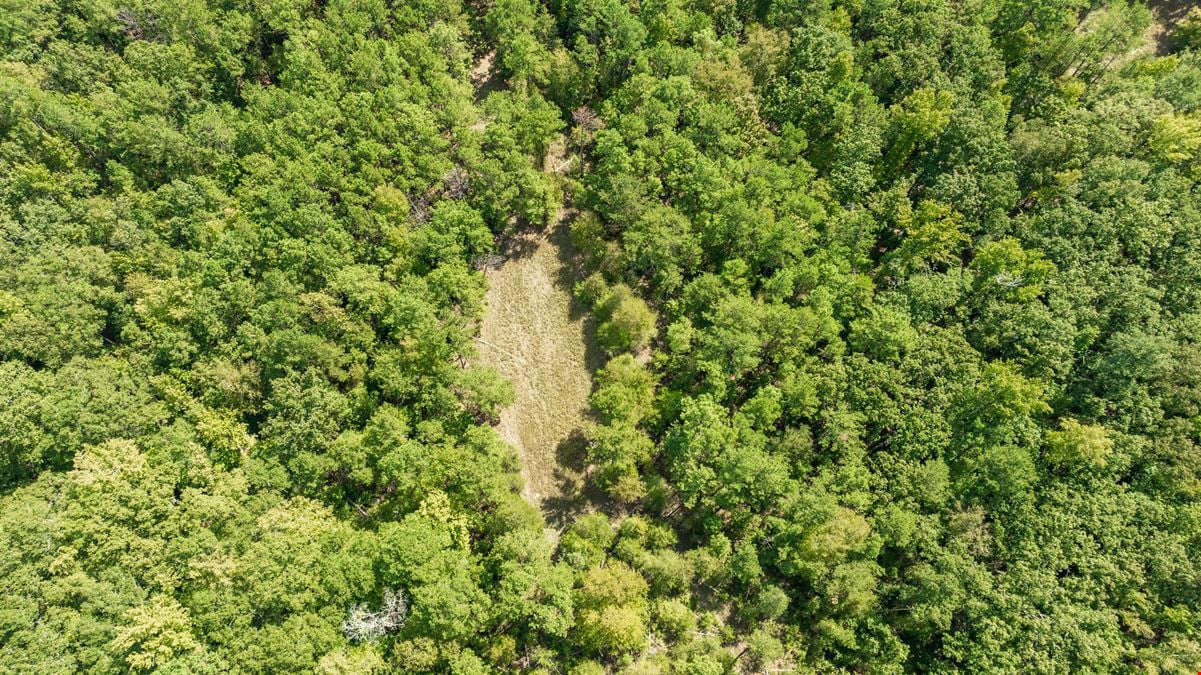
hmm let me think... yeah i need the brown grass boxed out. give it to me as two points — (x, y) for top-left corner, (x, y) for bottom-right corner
(477, 209), (605, 535)
(468, 48), (604, 536)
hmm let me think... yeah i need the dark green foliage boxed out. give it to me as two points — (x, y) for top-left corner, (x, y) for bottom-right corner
(0, 1), (566, 671)
(529, 0), (1201, 671)
(3, 0), (1200, 672)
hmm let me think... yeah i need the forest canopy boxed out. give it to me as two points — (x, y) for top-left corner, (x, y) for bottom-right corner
(2, 0), (1200, 672)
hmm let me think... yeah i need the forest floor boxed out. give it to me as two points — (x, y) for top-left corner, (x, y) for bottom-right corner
(1125, 0), (1194, 61)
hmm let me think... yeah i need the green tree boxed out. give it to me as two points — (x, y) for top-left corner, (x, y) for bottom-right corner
(111, 595), (202, 672)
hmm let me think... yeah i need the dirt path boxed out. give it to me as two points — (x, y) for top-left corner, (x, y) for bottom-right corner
(477, 210), (603, 533)
(467, 49), (600, 534)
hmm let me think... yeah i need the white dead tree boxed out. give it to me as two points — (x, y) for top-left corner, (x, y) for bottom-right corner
(342, 588), (408, 643)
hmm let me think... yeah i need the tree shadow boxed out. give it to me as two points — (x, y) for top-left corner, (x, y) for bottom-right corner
(538, 211), (613, 532)
(1148, 0), (1195, 55)
(470, 50), (505, 104)
(539, 427), (612, 532)
(492, 225), (543, 262)
(548, 213), (607, 373)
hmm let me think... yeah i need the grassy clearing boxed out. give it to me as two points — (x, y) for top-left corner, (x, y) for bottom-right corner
(477, 210), (605, 533)
(470, 51), (601, 535)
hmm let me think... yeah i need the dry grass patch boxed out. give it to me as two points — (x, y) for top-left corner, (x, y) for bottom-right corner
(477, 212), (604, 533)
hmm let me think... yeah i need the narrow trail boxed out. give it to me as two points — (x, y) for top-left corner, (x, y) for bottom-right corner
(468, 52), (602, 534)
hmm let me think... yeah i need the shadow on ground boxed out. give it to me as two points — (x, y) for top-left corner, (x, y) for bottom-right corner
(541, 429), (611, 531)
(1148, 0), (1195, 55)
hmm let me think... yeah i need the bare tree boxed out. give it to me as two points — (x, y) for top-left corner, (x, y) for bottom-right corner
(116, 8), (163, 42)
(342, 588), (408, 643)
(571, 106), (603, 133)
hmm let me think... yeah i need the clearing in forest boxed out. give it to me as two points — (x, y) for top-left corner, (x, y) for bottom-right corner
(470, 48), (601, 533)
(477, 209), (604, 532)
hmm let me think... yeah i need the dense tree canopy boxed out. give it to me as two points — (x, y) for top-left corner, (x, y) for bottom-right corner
(2, 0), (1200, 672)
